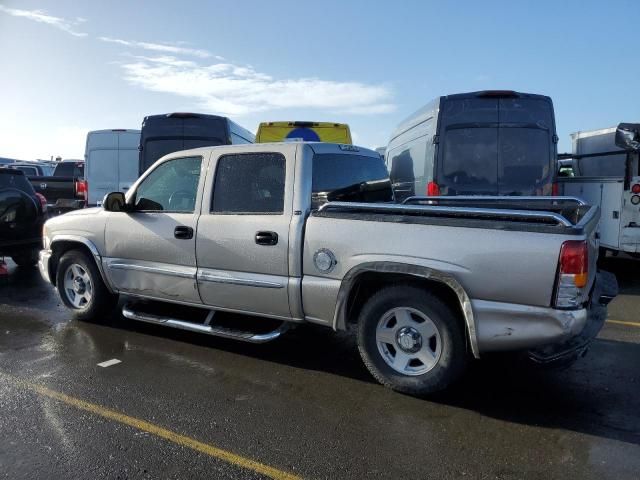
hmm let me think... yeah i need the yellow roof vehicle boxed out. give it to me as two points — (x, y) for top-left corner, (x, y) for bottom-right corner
(256, 121), (352, 144)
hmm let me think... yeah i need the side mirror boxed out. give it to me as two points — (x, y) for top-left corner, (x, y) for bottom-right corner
(103, 192), (127, 212)
(615, 123), (640, 151)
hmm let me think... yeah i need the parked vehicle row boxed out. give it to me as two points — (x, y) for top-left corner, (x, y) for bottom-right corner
(39, 141), (617, 395)
(28, 160), (87, 214)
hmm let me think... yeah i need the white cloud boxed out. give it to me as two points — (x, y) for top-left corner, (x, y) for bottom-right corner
(117, 55), (395, 116)
(99, 36), (212, 59)
(0, 125), (87, 160)
(0, 6), (87, 37)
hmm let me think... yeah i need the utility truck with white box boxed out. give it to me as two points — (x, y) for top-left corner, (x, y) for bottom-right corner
(39, 142), (616, 395)
(558, 123), (640, 256)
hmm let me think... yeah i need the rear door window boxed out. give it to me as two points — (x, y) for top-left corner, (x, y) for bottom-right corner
(211, 153), (285, 214)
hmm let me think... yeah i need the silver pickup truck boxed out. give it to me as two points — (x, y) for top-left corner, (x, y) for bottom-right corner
(39, 142), (617, 395)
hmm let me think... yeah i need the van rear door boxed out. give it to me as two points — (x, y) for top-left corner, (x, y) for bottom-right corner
(87, 133), (118, 206)
(117, 131), (140, 195)
(437, 94), (555, 196)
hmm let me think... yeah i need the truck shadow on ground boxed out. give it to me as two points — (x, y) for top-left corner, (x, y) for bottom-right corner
(102, 312), (640, 447)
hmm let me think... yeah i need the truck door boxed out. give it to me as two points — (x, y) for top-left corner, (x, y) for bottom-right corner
(103, 155), (204, 303)
(196, 148), (292, 318)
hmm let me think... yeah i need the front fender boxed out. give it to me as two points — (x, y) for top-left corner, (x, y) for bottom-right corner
(49, 235), (115, 294)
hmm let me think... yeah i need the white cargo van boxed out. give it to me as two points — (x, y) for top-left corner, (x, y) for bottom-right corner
(85, 129), (141, 206)
(559, 123), (640, 256)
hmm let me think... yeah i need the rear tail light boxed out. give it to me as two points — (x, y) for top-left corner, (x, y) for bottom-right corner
(75, 179), (88, 202)
(426, 181), (441, 196)
(554, 240), (588, 308)
(631, 183), (640, 194)
(35, 193), (47, 213)
(552, 182), (559, 196)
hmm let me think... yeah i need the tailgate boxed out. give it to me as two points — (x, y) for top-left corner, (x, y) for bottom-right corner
(31, 176), (75, 203)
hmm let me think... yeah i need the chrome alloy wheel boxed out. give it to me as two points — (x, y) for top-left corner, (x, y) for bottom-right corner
(376, 307), (442, 376)
(63, 263), (93, 309)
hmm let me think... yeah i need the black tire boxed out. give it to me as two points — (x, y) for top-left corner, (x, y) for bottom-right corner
(11, 249), (39, 267)
(56, 249), (117, 321)
(357, 284), (467, 396)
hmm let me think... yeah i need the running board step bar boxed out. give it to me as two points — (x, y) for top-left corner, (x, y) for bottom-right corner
(122, 304), (289, 343)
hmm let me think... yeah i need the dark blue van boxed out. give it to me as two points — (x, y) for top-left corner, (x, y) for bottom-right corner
(385, 91), (558, 200)
(139, 113), (255, 175)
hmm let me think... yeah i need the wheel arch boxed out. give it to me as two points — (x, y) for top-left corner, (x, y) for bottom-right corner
(333, 262), (479, 358)
(49, 236), (115, 293)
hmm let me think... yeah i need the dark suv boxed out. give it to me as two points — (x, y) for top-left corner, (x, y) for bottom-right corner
(0, 169), (47, 266)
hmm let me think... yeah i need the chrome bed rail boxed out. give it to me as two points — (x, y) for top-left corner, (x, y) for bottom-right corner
(318, 201), (576, 227)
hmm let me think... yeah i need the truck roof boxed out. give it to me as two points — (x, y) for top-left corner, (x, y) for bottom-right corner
(153, 141), (379, 162)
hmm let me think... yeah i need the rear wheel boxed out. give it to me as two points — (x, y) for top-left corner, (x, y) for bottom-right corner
(11, 249), (39, 267)
(56, 249), (117, 321)
(357, 285), (467, 396)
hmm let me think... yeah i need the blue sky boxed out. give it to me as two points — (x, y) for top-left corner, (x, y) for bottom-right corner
(0, 0), (638, 160)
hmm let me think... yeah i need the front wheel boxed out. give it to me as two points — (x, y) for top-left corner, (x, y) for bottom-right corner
(56, 249), (117, 321)
(357, 285), (467, 396)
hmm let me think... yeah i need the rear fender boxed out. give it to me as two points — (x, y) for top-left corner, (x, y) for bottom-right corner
(333, 262), (479, 358)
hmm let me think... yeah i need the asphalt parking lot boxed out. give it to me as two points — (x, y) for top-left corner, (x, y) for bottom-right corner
(0, 256), (638, 479)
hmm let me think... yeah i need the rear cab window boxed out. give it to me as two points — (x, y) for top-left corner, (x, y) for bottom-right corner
(54, 162), (84, 178)
(312, 153), (392, 208)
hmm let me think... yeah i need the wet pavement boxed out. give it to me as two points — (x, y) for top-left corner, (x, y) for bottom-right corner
(0, 257), (639, 479)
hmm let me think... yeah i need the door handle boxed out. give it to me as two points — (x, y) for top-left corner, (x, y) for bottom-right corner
(255, 231), (278, 246)
(174, 226), (194, 239)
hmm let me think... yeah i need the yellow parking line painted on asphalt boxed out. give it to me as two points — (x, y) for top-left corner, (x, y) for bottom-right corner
(5, 375), (302, 480)
(606, 319), (640, 328)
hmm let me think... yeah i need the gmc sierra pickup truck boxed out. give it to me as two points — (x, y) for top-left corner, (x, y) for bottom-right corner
(38, 142), (617, 395)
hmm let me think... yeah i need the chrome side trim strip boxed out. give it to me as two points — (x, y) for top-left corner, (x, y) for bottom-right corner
(197, 271), (285, 289)
(122, 304), (290, 344)
(108, 262), (196, 279)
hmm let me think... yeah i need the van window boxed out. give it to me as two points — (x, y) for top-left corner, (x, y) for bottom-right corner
(499, 128), (551, 195)
(212, 153), (285, 214)
(441, 128), (498, 194)
(387, 137), (432, 200)
(143, 140), (184, 170)
(54, 162), (84, 178)
(134, 156), (202, 212)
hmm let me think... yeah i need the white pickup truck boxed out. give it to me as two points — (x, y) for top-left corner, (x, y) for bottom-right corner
(39, 142), (617, 395)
